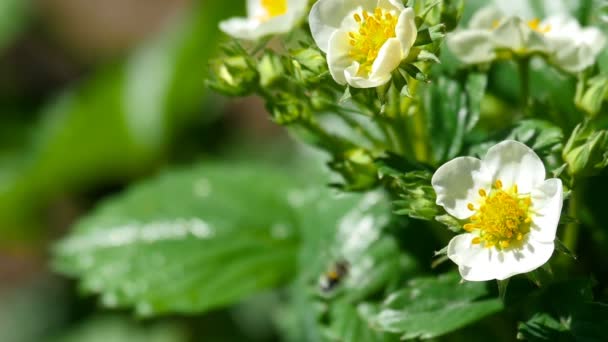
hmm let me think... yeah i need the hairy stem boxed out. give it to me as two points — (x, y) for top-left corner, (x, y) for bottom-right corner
(563, 181), (583, 253)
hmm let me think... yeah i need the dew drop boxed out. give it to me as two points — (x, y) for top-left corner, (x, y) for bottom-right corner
(194, 178), (212, 198)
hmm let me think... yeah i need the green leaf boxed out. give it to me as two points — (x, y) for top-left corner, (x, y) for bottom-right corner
(517, 279), (608, 341)
(469, 120), (563, 167)
(53, 162), (305, 317)
(517, 304), (608, 342)
(0, 0), (29, 51)
(276, 188), (409, 342)
(54, 315), (186, 342)
(0, 2), (238, 240)
(423, 73), (487, 164)
(517, 313), (571, 341)
(507, 120), (564, 154)
(323, 302), (398, 342)
(576, 74), (608, 117)
(370, 272), (503, 340)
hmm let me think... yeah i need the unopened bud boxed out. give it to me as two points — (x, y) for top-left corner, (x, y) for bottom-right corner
(208, 56), (257, 96)
(258, 52), (285, 88)
(563, 122), (608, 178)
(330, 149), (379, 191)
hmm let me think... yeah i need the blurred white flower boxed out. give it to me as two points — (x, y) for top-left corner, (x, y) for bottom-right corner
(219, 0), (308, 40)
(309, 0), (417, 88)
(447, 6), (547, 64)
(541, 15), (606, 73)
(447, 5), (606, 73)
(432, 140), (563, 281)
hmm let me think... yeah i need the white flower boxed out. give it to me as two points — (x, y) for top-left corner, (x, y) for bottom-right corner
(447, 6), (548, 65)
(541, 15), (606, 73)
(309, 0), (417, 88)
(219, 0), (308, 40)
(447, 5), (606, 73)
(432, 140), (564, 281)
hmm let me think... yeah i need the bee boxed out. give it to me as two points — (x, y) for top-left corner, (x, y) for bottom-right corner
(318, 260), (350, 293)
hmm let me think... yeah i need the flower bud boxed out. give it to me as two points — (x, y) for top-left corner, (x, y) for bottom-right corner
(258, 52), (285, 88)
(268, 94), (305, 125)
(563, 122), (608, 178)
(329, 149), (379, 191)
(207, 56), (257, 96)
(394, 171), (439, 221)
(291, 48), (328, 83)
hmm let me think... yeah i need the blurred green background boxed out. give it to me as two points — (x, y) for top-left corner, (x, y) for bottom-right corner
(0, 1), (290, 341)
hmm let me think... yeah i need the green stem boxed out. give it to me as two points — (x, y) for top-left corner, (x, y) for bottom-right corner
(377, 118), (402, 154)
(563, 182), (583, 252)
(334, 111), (384, 147)
(518, 57), (531, 114)
(298, 117), (349, 154)
(401, 78), (429, 162)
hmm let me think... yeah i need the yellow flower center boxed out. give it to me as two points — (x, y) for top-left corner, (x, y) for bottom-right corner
(527, 18), (551, 34)
(348, 7), (398, 76)
(464, 180), (533, 250)
(259, 0), (287, 21)
(492, 18), (551, 34)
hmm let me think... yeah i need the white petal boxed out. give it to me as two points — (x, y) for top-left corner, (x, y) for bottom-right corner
(247, 0), (262, 18)
(545, 23), (606, 73)
(482, 140), (546, 194)
(369, 37), (402, 80)
(554, 48), (583, 73)
(344, 65), (392, 88)
(220, 0), (304, 41)
(580, 27), (607, 56)
(219, 18), (263, 40)
(448, 234), (491, 267)
(491, 239), (555, 280)
(492, 17), (527, 51)
(447, 30), (496, 64)
(543, 15), (582, 41)
(468, 6), (504, 29)
(309, 0), (377, 53)
(529, 178), (563, 243)
(432, 157), (492, 219)
(395, 8), (417, 56)
(327, 30), (353, 85)
(449, 235), (555, 281)
(380, 0), (405, 12)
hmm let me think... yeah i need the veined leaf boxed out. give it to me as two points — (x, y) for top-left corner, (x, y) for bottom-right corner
(54, 162), (395, 318)
(423, 73), (487, 165)
(278, 188), (415, 342)
(370, 272), (503, 340)
(54, 163), (303, 317)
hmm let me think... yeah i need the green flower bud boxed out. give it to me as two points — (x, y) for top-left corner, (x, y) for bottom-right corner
(329, 149), (379, 191)
(207, 56), (257, 96)
(258, 52), (285, 88)
(563, 122), (608, 178)
(393, 171), (440, 221)
(268, 94), (305, 125)
(290, 48), (328, 83)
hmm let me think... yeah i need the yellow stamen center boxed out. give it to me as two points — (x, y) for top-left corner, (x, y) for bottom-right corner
(466, 179), (533, 250)
(258, 0), (287, 21)
(348, 7), (398, 76)
(527, 18), (551, 34)
(491, 18), (551, 34)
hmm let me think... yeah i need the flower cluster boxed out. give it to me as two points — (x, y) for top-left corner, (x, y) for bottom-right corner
(447, 6), (606, 73)
(210, 0), (607, 283)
